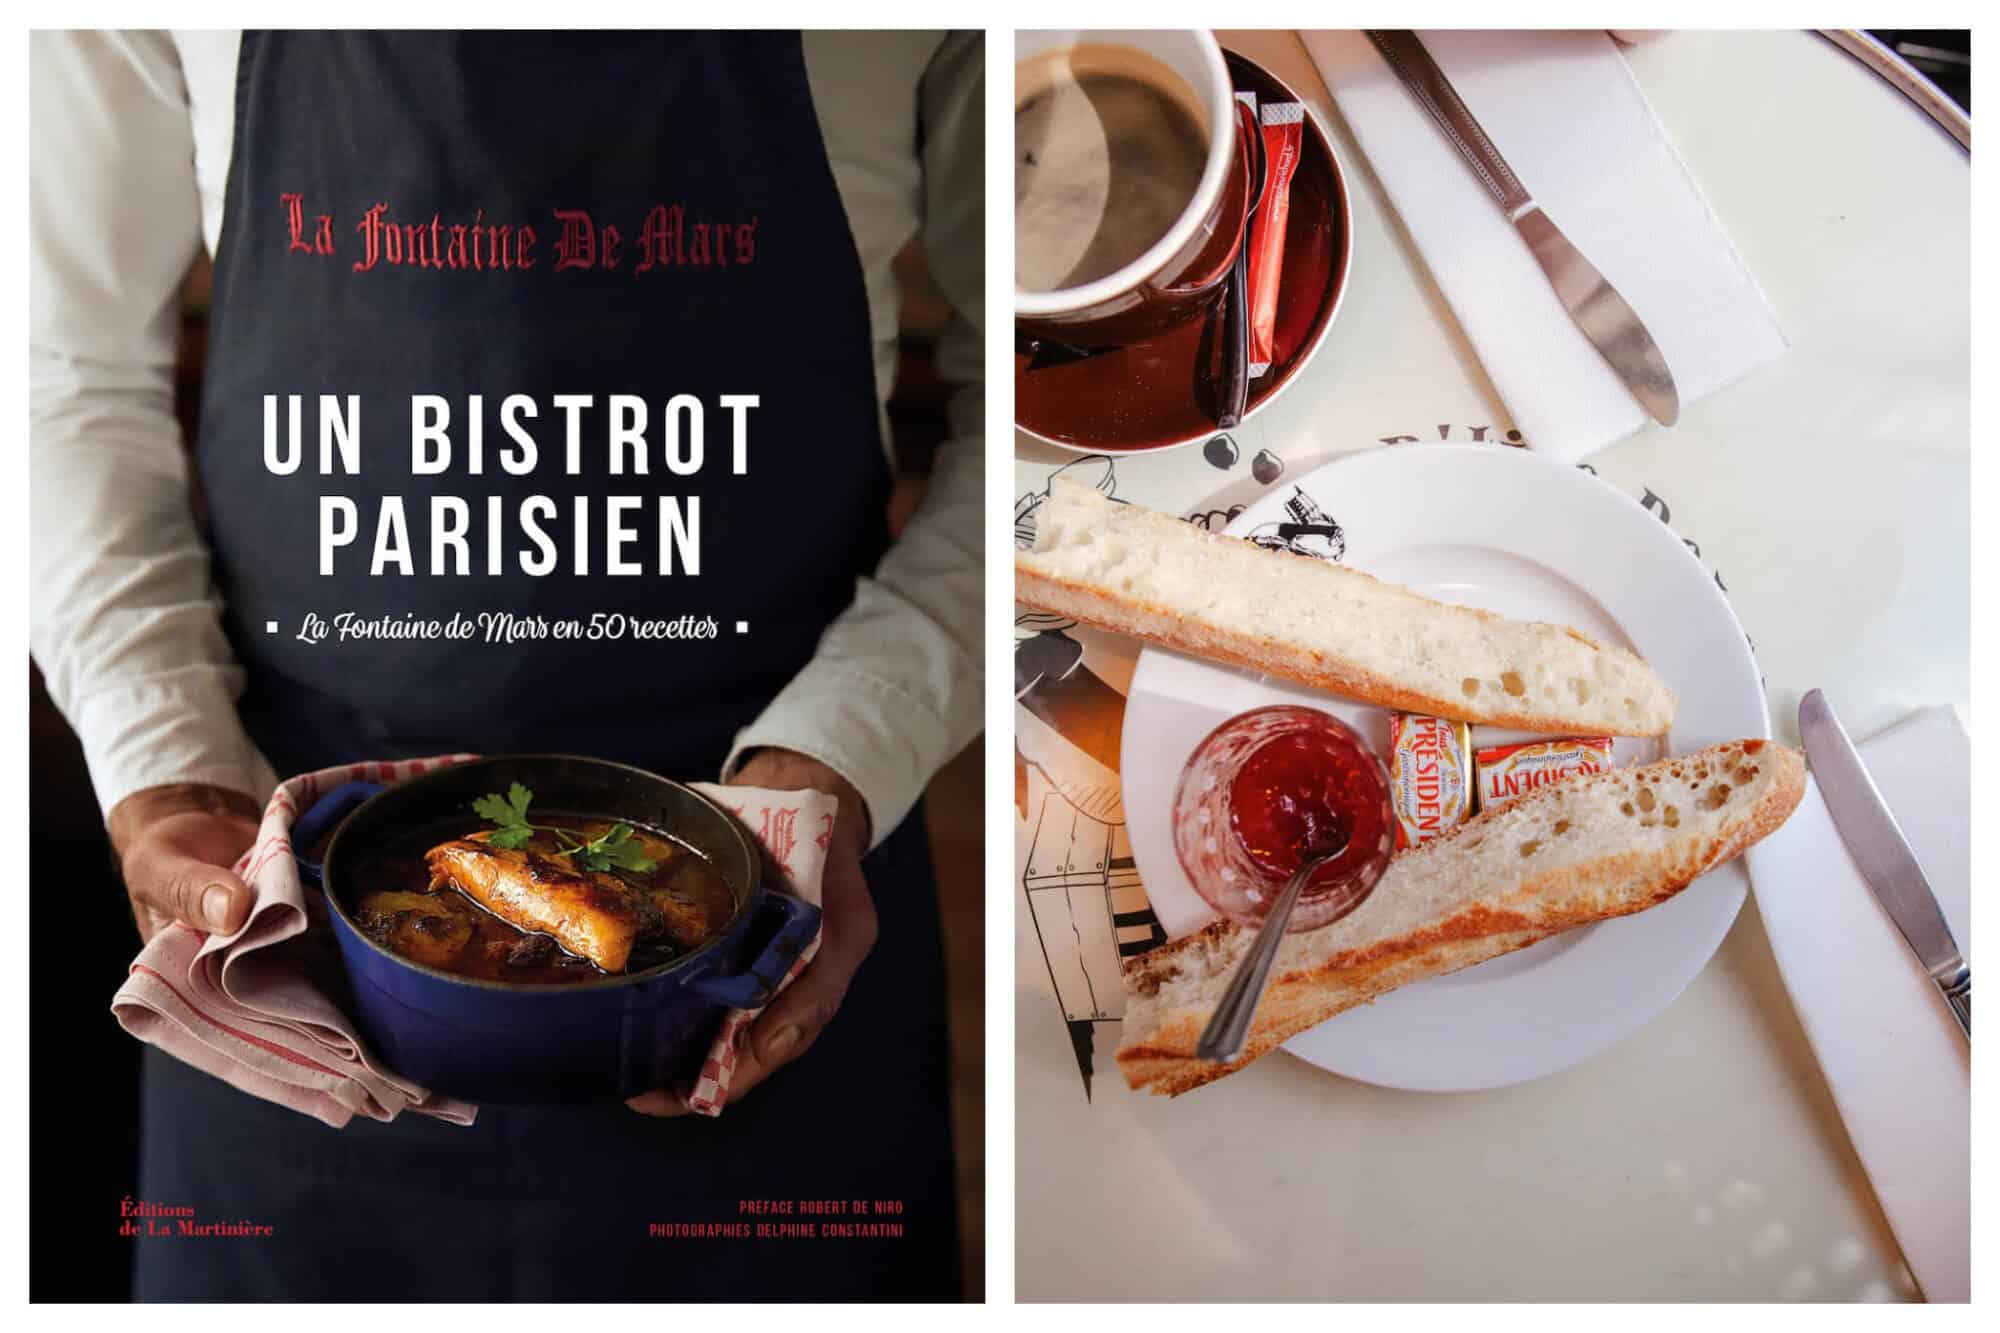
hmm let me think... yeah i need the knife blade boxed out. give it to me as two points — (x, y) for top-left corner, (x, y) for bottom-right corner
(1365, 30), (1681, 426)
(1799, 689), (1969, 1038)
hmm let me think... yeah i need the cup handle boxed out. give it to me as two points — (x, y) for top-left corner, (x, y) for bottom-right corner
(689, 888), (823, 1009)
(290, 781), (386, 888)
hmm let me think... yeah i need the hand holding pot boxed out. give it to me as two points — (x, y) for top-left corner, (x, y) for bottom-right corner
(626, 748), (875, 1117)
(109, 783), (262, 944)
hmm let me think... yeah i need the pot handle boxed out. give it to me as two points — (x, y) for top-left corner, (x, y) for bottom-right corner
(290, 780), (385, 888)
(690, 887), (823, 1010)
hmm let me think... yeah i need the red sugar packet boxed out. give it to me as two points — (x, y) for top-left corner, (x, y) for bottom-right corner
(1247, 100), (1305, 378)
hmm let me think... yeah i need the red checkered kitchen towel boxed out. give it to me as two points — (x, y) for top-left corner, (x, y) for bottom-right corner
(110, 755), (833, 1127)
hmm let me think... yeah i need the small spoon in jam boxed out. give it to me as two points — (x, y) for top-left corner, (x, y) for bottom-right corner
(1196, 820), (1352, 1064)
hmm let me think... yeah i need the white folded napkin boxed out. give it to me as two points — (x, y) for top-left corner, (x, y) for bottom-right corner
(1300, 30), (1788, 461)
(1745, 706), (1969, 1303)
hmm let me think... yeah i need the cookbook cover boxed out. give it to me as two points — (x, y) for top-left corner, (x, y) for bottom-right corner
(27, 28), (985, 1302)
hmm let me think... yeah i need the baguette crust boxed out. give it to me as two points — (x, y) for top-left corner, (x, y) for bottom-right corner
(1015, 481), (1677, 736)
(1018, 562), (1663, 736)
(1117, 741), (1805, 1096)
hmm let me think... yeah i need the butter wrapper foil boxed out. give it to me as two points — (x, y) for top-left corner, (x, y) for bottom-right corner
(1475, 736), (1617, 813)
(1389, 713), (1473, 849)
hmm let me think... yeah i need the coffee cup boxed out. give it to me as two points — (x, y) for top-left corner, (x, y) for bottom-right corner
(1015, 30), (1251, 348)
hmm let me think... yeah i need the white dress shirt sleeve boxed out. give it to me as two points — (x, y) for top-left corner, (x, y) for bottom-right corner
(29, 29), (277, 818)
(723, 32), (986, 846)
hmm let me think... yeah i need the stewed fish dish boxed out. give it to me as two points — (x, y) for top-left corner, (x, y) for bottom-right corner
(348, 786), (735, 983)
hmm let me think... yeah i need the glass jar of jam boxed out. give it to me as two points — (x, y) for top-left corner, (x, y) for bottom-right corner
(1172, 705), (1395, 931)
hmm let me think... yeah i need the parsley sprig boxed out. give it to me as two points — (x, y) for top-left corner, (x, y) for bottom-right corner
(471, 783), (658, 875)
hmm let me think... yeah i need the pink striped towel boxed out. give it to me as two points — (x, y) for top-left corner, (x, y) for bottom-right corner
(110, 755), (832, 1128)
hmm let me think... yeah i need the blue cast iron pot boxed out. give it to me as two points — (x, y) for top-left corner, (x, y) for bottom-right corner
(293, 755), (820, 1105)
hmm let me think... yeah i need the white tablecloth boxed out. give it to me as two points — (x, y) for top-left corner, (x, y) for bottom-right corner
(1013, 28), (1967, 1302)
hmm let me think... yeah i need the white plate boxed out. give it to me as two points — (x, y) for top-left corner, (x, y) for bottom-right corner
(1120, 444), (1769, 1091)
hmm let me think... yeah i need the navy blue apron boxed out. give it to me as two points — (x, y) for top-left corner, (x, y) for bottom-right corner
(138, 32), (959, 1301)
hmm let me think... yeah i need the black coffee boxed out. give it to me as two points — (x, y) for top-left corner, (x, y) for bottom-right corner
(1016, 50), (1210, 293)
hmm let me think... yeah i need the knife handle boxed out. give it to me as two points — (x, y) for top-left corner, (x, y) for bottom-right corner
(1365, 30), (1535, 218)
(1940, 967), (1970, 1039)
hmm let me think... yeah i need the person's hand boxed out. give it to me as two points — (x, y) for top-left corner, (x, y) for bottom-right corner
(626, 748), (875, 1117)
(108, 783), (263, 945)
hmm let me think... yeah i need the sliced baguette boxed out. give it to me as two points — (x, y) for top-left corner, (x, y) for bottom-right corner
(1118, 739), (1804, 1096)
(1016, 478), (1676, 736)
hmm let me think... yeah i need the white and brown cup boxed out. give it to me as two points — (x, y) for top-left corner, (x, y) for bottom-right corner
(1015, 30), (1251, 348)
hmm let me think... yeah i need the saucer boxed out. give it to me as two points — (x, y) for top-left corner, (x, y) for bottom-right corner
(1015, 49), (1352, 454)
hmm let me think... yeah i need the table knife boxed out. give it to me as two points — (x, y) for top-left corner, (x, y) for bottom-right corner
(1365, 30), (1681, 426)
(1799, 689), (1969, 1038)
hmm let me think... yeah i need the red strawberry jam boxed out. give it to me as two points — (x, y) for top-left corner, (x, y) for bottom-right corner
(1229, 728), (1392, 890)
